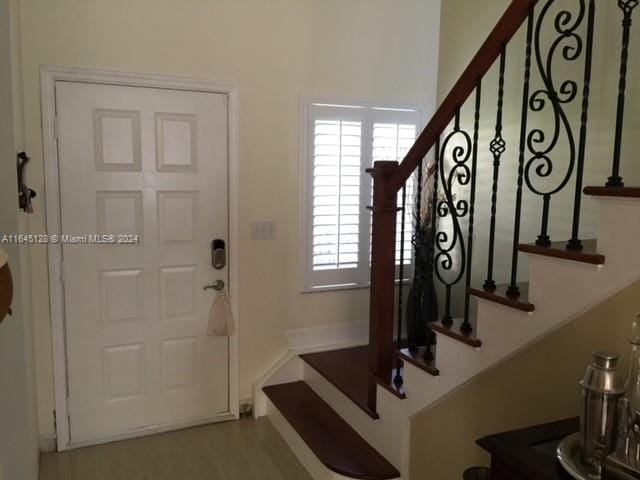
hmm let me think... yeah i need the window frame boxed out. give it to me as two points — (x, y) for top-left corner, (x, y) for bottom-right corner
(300, 97), (426, 293)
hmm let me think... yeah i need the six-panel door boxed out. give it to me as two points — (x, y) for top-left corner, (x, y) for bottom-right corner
(56, 82), (230, 442)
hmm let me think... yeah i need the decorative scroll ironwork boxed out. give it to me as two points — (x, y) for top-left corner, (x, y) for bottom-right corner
(434, 110), (472, 326)
(524, 0), (587, 247)
(607, 0), (638, 187)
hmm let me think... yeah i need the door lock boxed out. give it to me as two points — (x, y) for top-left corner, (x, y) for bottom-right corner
(211, 239), (226, 270)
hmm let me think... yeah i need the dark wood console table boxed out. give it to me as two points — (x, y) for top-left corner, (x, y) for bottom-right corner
(477, 418), (579, 480)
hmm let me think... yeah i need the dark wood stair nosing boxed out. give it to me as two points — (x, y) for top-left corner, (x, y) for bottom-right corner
(584, 186), (640, 198)
(397, 347), (440, 377)
(468, 286), (535, 313)
(517, 239), (605, 265)
(263, 381), (401, 480)
(430, 320), (482, 348)
(370, 371), (406, 400)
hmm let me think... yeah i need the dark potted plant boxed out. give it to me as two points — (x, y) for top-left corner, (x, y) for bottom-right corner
(405, 161), (439, 359)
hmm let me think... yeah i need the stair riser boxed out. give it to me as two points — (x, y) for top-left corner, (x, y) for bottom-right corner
(596, 198), (640, 278)
(254, 355), (305, 418)
(303, 363), (404, 469)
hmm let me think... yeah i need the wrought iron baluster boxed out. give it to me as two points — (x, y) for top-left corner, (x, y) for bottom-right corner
(538, 194), (552, 247)
(525, 0), (585, 248)
(462, 82), (482, 335)
(435, 109), (471, 325)
(484, 46), (507, 293)
(394, 183), (407, 388)
(508, 8), (535, 299)
(607, 0), (638, 187)
(568, 0), (596, 252)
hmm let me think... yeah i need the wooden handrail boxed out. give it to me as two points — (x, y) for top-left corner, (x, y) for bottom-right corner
(386, 0), (540, 195)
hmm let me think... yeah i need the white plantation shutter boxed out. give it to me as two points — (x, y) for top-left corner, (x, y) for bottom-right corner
(312, 119), (362, 271)
(303, 101), (422, 291)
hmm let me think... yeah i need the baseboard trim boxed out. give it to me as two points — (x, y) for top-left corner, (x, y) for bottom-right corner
(39, 433), (57, 453)
(285, 322), (368, 351)
(65, 414), (235, 450)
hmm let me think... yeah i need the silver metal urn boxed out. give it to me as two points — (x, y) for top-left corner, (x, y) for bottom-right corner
(580, 350), (625, 473)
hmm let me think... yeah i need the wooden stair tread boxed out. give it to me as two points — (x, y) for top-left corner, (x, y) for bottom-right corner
(468, 283), (535, 312)
(397, 346), (439, 376)
(430, 318), (482, 348)
(584, 186), (640, 198)
(300, 346), (379, 419)
(263, 381), (400, 480)
(518, 239), (605, 265)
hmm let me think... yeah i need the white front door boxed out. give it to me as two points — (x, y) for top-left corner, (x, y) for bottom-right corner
(55, 81), (230, 443)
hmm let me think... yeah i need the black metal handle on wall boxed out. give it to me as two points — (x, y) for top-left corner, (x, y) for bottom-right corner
(17, 152), (36, 213)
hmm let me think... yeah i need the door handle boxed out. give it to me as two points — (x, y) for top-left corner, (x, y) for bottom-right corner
(204, 279), (225, 292)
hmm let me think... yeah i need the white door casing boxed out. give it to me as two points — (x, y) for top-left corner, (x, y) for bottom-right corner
(41, 67), (240, 450)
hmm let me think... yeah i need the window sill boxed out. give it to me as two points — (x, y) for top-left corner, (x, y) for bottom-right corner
(301, 283), (370, 294)
(301, 278), (412, 294)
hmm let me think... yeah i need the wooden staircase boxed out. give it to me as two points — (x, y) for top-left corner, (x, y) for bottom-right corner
(256, 0), (640, 477)
(258, 188), (640, 479)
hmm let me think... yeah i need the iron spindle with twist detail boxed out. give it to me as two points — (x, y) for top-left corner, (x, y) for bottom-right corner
(567, 0), (596, 252)
(435, 109), (472, 326)
(508, 8), (535, 299)
(525, 0), (586, 248)
(484, 46), (507, 293)
(462, 82), (482, 335)
(607, 0), (638, 187)
(394, 183), (408, 388)
(407, 167), (420, 356)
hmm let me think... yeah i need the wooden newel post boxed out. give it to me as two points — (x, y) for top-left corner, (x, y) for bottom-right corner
(366, 160), (399, 411)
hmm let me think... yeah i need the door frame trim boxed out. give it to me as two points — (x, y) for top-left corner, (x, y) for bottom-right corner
(40, 65), (240, 450)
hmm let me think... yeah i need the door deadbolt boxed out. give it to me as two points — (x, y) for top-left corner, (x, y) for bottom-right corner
(211, 239), (226, 270)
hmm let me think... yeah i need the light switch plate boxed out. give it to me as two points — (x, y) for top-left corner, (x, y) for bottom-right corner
(251, 221), (276, 240)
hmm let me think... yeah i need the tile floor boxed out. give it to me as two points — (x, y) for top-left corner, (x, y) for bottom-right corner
(39, 417), (312, 480)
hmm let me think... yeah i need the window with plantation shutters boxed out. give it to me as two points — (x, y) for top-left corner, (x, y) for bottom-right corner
(302, 100), (423, 291)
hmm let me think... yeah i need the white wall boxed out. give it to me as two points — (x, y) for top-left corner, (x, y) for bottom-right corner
(16, 0), (442, 438)
(0, 0), (39, 477)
